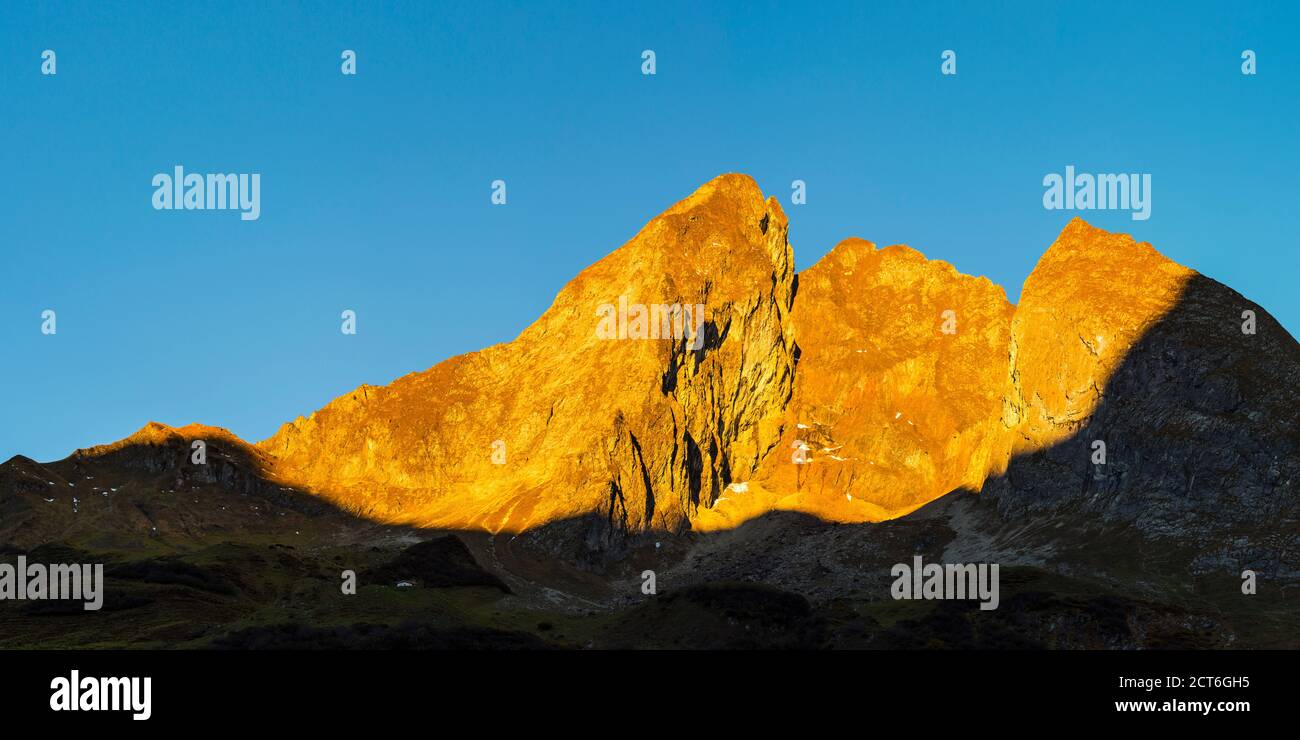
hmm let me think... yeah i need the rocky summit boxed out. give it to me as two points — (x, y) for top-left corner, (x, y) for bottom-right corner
(261, 174), (798, 550)
(5, 173), (1298, 649)
(5, 173), (1298, 578)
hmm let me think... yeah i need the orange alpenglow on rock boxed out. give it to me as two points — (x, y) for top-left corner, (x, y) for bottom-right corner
(703, 238), (1016, 530)
(1001, 218), (1195, 456)
(260, 174), (797, 545)
(61, 175), (1223, 544)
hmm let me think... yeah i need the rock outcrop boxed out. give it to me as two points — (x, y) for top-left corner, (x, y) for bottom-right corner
(260, 174), (797, 551)
(10, 178), (1297, 565)
(699, 238), (1015, 530)
(985, 219), (1300, 562)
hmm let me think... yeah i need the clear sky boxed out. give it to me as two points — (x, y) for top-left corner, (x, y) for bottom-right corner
(2, 1), (1297, 462)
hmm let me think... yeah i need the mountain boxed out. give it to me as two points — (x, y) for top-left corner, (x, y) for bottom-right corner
(984, 218), (1300, 567)
(8, 174), (1299, 553)
(3, 173), (1298, 648)
(261, 174), (796, 552)
(709, 236), (1016, 529)
(0, 422), (351, 551)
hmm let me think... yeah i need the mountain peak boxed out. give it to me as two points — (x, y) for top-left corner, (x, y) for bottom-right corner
(0, 454), (39, 470)
(26, 178), (1297, 556)
(261, 174), (798, 539)
(663, 172), (765, 215)
(1008, 218), (1199, 452)
(1034, 217), (1190, 283)
(72, 421), (255, 462)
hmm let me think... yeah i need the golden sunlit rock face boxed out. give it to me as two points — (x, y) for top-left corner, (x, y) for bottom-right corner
(95, 177), (1204, 543)
(259, 174), (797, 543)
(1001, 219), (1195, 457)
(710, 239), (1017, 529)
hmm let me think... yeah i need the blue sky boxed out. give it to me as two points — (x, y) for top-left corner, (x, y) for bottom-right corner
(2, 1), (1297, 462)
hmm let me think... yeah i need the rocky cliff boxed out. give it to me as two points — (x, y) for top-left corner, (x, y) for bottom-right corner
(11, 176), (1297, 562)
(260, 174), (797, 551)
(985, 219), (1300, 564)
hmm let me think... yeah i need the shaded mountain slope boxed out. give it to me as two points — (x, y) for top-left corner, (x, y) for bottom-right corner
(985, 222), (1300, 564)
(4, 175), (1300, 650)
(4, 176), (1297, 567)
(0, 423), (356, 551)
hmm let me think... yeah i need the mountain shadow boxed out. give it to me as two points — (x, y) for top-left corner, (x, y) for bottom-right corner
(974, 272), (1300, 585)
